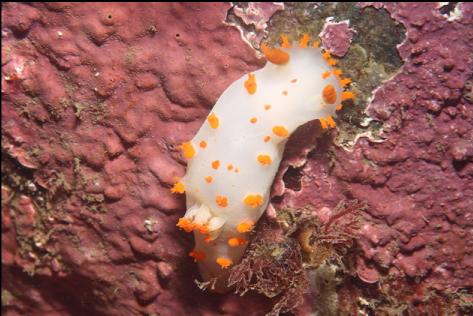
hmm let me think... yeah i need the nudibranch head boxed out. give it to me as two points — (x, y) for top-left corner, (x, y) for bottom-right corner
(258, 33), (355, 130)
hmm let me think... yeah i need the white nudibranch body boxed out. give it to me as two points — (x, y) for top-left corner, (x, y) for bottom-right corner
(172, 35), (354, 284)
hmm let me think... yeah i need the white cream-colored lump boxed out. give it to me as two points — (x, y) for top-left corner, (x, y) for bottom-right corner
(171, 34), (354, 284)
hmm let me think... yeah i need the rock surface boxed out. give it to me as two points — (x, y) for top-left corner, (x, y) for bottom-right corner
(2, 2), (472, 315)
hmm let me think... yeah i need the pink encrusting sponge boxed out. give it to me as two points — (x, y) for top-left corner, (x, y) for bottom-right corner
(172, 34), (354, 286)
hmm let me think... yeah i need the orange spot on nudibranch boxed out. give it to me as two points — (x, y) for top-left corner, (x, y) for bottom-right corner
(290, 78), (297, 83)
(333, 69), (343, 77)
(336, 104), (343, 111)
(320, 118), (328, 129)
(216, 257), (232, 269)
(264, 135), (271, 142)
(205, 176), (213, 183)
(260, 43), (290, 65)
(194, 224), (209, 235)
(204, 235), (212, 243)
(280, 34), (292, 48)
(235, 168), (239, 173)
(282, 90), (288, 96)
(299, 33), (309, 48)
(272, 125), (289, 137)
(170, 181), (185, 194)
(243, 194), (264, 208)
(327, 115), (336, 128)
(340, 78), (352, 87)
(264, 104), (271, 110)
(341, 91), (355, 101)
(227, 164), (234, 171)
(177, 218), (194, 233)
(244, 73), (257, 94)
(216, 195), (228, 208)
(180, 142), (195, 159)
(211, 160), (220, 169)
(322, 71), (331, 79)
(323, 51), (331, 60)
(207, 113), (219, 129)
(257, 154), (272, 166)
(250, 117), (257, 124)
(236, 220), (254, 233)
(199, 140), (207, 148)
(327, 58), (337, 66)
(312, 40), (320, 48)
(228, 237), (247, 247)
(189, 250), (205, 262)
(322, 84), (337, 104)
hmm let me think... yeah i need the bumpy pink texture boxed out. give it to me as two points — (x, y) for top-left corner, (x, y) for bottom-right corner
(2, 2), (269, 315)
(233, 2), (284, 31)
(275, 2), (473, 311)
(2, 2), (473, 315)
(319, 20), (354, 57)
(229, 2), (284, 48)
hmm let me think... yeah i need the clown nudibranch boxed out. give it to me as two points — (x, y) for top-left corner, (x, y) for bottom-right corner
(172, 34), (354, 286)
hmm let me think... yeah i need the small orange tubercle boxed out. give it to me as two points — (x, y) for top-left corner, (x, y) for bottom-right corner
(216, 195), (228, 208)
(322, 84), (337, 104)
(299, 33), (309, 48)
(216, 257), (232, 269)
(196, 224), (209, 234)
(228, 237), (247, 247)
(243, 194), (264, 208)
(322, 71), (331, 79)
(323, 50), (331, 60)
(189, 250), (206, 262)
(320, 118), (328, 130)
(205, 176), (213, 183)
(320, 116), (336, 129)
(207, 112), (219, 129)
(244, 73), (257, 94)
(257, 154), (272, 165)
(177, 217), (194, 233)
(170, 181), (185, 194)
(236, 220), (255, 233)
(272, 125), (289, 137)
(260, 43), (290, 65)
(180, 142), (195, 159)
(340, 78), (352, 87)
(199, 140), (207, 148)
(280, 34), (292, 48)
(250, 117), (257, 124)
(211, 160), (220, 169)
(341, 91), (355, 101)
(327, 115), (336, 128)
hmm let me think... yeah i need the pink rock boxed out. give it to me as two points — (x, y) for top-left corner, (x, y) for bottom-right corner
(230, 2), (284, 47)
(356, 257), (380, 284)
(2, 2), (473, 315)
(319, 20), (355, 57)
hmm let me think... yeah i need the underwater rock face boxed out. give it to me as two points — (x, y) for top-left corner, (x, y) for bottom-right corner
(1, 2), (472, 316)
